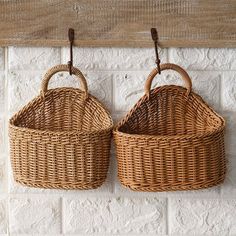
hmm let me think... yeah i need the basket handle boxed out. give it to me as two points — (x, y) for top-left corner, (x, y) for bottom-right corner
(145, 63), (192, 97)
(41, 64), (88, 98)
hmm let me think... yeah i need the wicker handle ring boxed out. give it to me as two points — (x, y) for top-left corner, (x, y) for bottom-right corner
(41, 64), (88, 98)
(145, 63), (192, 97)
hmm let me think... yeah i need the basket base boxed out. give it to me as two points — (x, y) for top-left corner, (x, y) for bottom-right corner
(120, 177), (225, 192)
(14, 178), (106, 190)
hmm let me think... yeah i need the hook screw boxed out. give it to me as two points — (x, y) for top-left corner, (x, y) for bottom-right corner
(151, 28), (161, 74)
(68, 28), (74, 75)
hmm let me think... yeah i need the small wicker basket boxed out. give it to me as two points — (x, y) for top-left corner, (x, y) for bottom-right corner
(114, 63), (226, 192)
(9, 64), (113, 190)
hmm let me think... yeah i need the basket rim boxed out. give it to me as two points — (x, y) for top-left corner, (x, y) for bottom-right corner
(9, 87), (113, 136)
(9, 123), (113, 136)
(113, 125), (225, 141)
(114, 85), (225, 140)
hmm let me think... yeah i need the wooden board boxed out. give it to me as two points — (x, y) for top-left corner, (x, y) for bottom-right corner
(0, 0), (236, 47)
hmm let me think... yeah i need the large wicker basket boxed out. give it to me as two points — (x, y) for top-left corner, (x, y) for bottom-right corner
(9, 64), (113, 190)
(114, 63), (226, 192)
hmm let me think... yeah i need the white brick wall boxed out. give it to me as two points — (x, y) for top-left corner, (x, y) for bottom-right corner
(0, 46), (236, 235)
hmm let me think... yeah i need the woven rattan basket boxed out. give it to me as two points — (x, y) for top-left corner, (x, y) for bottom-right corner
(114, 63), (226, 192)
(9, 64), (113, 190)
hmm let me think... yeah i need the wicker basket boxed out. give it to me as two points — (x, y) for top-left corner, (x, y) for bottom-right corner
(114, 63), (226, 192)
(9, 64), (113, 190)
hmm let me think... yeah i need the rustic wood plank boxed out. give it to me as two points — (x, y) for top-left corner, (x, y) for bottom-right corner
(0, 0), (236, 47)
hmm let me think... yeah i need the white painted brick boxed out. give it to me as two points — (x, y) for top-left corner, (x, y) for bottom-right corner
(190, 71), (221, 110)
(0, 160), (4, 185)
(0, 117), (4, 154)
(9, 47), (61, 70)
(113, 71), (147, 112)
(62, 47), (167, 71)
(63, 197), (166, 234)
(206, 48), (236, 70)
(0, 159), (7, 193)
(224, 112), (236, 155)
(8, 71), (43, 113)
(0, 197), (7, 234)
(9, 235), (62, 236)
(222, 72), (236, 112)
(169, 48), (236, 70)
(221, 154), (236, 196)
(8, 70), (112, 114)
(169, 48), (207, 70)
(113, 70), (220, 112)
(113, 70), (181, 112)
(84, 71), (112, 110)
(0, 48), (4, 71)
(9, 196), (61, 234)
(0, 72), (5, 113)
(170, 198), (236, 235)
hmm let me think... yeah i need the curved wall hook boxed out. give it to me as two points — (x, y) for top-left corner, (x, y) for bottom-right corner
(151, 28), (161, 74)
(68, 28), (75, 75)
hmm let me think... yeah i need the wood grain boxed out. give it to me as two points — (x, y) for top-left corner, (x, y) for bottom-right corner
(0, 0), (236, 47)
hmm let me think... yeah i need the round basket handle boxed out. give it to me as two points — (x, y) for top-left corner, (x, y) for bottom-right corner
(41, 64), (88, 98)
(145, 63), (192, 97)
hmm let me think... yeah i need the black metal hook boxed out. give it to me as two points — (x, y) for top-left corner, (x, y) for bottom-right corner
(68, 28), (74, 75)
(151, 28), (161, 74)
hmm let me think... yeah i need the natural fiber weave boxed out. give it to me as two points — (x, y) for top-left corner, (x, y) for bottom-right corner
(9, 64), (113, 190)
(114, 63), (226, 192)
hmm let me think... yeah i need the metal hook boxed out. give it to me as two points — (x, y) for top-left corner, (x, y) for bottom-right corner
(151, 28), (161, 74)
(68, 28), (74, 75)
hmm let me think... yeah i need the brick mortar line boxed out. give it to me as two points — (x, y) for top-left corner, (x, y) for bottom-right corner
(4, 47), (9, 193)
(3, 46), (10, 236)
(166, 48), (170, 63)
(6, 191), (235, 199)
(4, 69), (236, 73)
(166, 197), (169, 235)
(111, 79), (115, 115)
(60, 197), (63, 235)
(219, 72), (224, 197)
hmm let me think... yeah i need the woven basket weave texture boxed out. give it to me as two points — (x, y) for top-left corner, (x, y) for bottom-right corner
(114, 63), (226, 192)
(9, 64), (113, 190)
